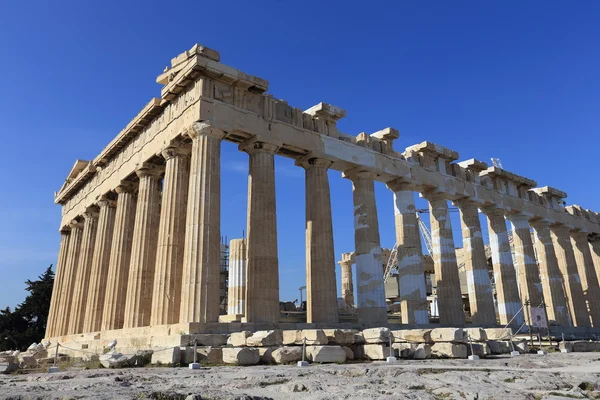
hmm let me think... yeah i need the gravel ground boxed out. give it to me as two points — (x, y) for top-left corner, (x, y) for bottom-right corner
(2, 352), (600, 399)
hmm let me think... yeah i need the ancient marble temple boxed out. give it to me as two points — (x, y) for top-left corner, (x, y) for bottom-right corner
(46, 45), (600, 347)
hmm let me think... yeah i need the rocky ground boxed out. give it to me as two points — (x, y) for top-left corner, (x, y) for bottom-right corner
(1, 352), (600, 400)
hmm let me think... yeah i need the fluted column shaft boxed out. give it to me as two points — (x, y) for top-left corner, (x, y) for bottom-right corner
(531, 220), (570, 325)
(550, 224), (590, 326)
(455, 200), (496, 326)
(227, 238), (247, 316)
(150, 145), (191, 326)
(301, 157), (338, 324)
(590, 237), (600, 290)
(345, 170), (387, 326)
(82, 199), (116, 333)
(45, 229), (71, 338)
(68, 210), (99, 335)
(508, 214), (544, 308)
(339, 261), (354, 308)
(425, 194), (464, 326)
(388, 181), (428, 325)
(241, 139), (280, 323)
(571, 231), (600, 326)
(180, 123), (225, 324)
(55, 221), (83, 336)
(485, 210), (523, 327)
(101, 184), (137, 331)
(123, 165), (163, 328)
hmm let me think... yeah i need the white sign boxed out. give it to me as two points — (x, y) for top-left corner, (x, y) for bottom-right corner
(531, 308), (548, 328)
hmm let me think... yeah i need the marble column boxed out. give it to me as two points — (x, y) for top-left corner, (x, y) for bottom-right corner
(530, 220), (570, 325)
(101, 183), (137, 331)
(150, 143), (191, 326)
(484, 209), (523, 327)
(550, 224), (590, 326)
(240, 139), (280, 324)
(68, 208), (99, 335)
(571, 231), (600, 326)
(339, 261), (354, 308)
(227, 238), (247, 316)
(123, 163), (163, 329)
(45, 228), (71, 338)
(82, 198), (116, 333)
(454, 200), (496, 326)
(180, 123), (226, 324)
(507, 214), (544, 310)
(300, 157), (338, 324)
(56, 220), (84, 336)
(590, 235), (600, 289)
(423, 193), (464, 326)
(387, 180), (428, 325)
(344, 169), (387, 326)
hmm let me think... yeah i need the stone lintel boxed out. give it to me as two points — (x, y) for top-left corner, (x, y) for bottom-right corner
(404, 141), (459, 161)
(531, 186), (568, 200)
(480, 166), (537, 188)
(370, 127), (399, 142)
(456, 158), (489, 172)
(304, 102), (346, 122)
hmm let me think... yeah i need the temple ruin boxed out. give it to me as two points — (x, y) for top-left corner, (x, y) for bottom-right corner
(45, 44), (600, 351)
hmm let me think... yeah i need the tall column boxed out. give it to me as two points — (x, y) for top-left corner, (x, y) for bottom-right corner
(344, 169), (387, 326)
(45, 228), (71, 338)
(101, 183), (137, 331)
(423, 193), (464, 326)
(123, 163), (163, 329)
(150, 143), (191, 326)
(227, 238), (247, 316)
(338, 261), (354, 308)
(387, 180), (428, 325)
(530, 220), (570, 326)
(180, 122), (226, 324)
(300, 157), (338, 324)
(55, 220), (83, 336)
(507, 214), (544, 309)
(240, 138), (280, 324)
(590, 235), (600, 289)
(550, 224), (590, 326)
(484, 209), (523, 327)
(68, 208), (99, 335)
(571, 231), (600, 326)
(454, 200), (496, 326)
(82, 198), (116, 333)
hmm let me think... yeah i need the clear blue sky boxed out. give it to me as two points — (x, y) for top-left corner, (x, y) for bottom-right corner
(1, 1), (599, 309)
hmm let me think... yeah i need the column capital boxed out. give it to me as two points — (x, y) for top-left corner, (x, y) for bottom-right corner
(115, 181), (137, 194)
(386, 178), (417, 192)
(452, 197), (479, 210)
(338, 260), (353, 268)
(97, 196), (117, 209)
(135, 162), (164, 179)
(295, 153), (332, 169)
(480, 206), (506, 217)
(420, 190), (448, 202)
(506, 212), (532, 228)
(82, 206), (100, 220)
(529, 218), (554, 229)
(59, 226), (71, 235)
(239, 137), (280, 155)
(342, 167), (376, 181)
(161, 140), (191, 161)
(69, 219), (84, 230)
(185, 121), (226, 140)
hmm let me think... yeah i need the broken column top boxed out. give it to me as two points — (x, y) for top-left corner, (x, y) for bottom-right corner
(456, 158), (489, 172)
(304, 102), (346, 122)
(370, 127), (399, 141)
(404, 141), (459, 161)
(531, 186), (568, 200)
(480, 166), (537, 188)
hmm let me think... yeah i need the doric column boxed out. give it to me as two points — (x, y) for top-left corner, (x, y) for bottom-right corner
(227, 238), (247, 316)
(240, 138), (281, 324)
(55, 220), (83, 336)
(179, 122), (226, 324)
(150, 142), (191, 326)
(68, 208), (99, 335)
(82, 198), (116, 333)
(343, 169), (387, 326)
(123, 163), (163, 329)
(387, 180), (428, 325)
(45, 228), (71, 338)
(550, 224), (590, 326)
(423, 193), (464, 326)
(483, 209), (523, 327)
(571, 231), (600, 326)
(454, 199), (496, 326)
(507, 213), (544, 309)
(530, 220), (570, 326)
(338, 260), (354, 308)
(101, 183), (137, 331)
(299, 156), (338, 324)
(590, 235), (600, 289)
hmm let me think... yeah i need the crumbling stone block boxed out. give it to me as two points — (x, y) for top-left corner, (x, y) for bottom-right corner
(222, 348), (260, 365)
(431, 328), (467, 343)
(306, 346), (346, 363)
(323, 329), (356, 345)
(228, 331), (251, 347)
(272, 347), (303, 364)
(246, 330), (283, 347)
(301, 329), (328, 345)
(151, 347), (180, 365)
(363, 344), (391, 360)
(464, 328), (487, 342)
(362, 327), (393, 344)
(431, 343), (467, 358)
(393, 329), (432, 343)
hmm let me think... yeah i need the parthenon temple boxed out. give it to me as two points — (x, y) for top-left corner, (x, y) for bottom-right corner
(45, 44), (600, 349)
